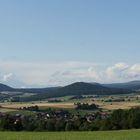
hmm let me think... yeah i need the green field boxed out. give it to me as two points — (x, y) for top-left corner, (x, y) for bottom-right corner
(0, 130), (140, 140)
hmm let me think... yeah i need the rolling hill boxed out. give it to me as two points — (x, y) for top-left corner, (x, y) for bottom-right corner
(103, 81), (140, 90)
(0, 83), (14, 92)
(0, 81), (139, 101)
(19, 82), (132, 101)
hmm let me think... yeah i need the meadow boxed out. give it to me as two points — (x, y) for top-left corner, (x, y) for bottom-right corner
(0, 130), (140, 140)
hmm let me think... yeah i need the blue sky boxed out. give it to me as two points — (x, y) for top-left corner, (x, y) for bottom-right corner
(0, 0), (140, 87)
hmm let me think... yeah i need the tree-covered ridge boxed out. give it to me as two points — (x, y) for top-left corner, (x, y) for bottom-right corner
(0, 81), (139, 101)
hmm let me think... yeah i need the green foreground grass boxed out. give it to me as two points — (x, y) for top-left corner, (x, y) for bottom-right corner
(0, 130), (140, 140)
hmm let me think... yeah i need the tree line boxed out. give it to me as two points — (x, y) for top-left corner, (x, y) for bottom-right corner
(0, 107), (140, 131)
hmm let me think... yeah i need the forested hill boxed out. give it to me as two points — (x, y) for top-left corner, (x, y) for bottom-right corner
(0, 81), (138, 101)
(0, 83), (14, 92)
(103, 81), (140, 90)
(19, 82), (132, 101)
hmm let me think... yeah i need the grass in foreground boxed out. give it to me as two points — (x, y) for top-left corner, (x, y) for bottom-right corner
(0, 130), (140, 140)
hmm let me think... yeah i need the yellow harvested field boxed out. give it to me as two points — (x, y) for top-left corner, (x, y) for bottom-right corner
(0, 102), (75, 109)
(94, 101), (140, 110)
(1, 101), (140, 111)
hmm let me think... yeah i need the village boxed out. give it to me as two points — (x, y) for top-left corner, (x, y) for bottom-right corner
(0, 104), (109, 131)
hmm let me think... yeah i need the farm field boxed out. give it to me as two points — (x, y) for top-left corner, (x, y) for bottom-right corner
(0, 102), (75, 110)
(1, 100), (140, 112)
(0, 130), (140, 140)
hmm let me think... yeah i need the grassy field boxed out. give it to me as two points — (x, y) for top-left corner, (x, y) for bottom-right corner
(0, 130), (140, 140)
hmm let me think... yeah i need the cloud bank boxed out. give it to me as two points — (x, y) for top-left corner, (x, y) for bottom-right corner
(0, 60), (140, 87)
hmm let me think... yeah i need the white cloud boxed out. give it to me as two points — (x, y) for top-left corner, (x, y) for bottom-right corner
(0, 60), (140, 87)
(0, 60), (98, 87)
(3, 73), (14, 82)
(105, 63), (140, 83)
(0, 73), (27, 88)
(105, 63), (129, 81)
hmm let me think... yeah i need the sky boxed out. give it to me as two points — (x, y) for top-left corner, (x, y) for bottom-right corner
(0, 0), (140, 87)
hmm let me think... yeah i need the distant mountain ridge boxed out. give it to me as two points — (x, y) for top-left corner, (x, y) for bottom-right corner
(16, 82), (132, 101)
(0, 83), (14, 92)
(0, 81), (140, 101)
(0, 81), (140, 92)
(103, 80), (140, 90)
